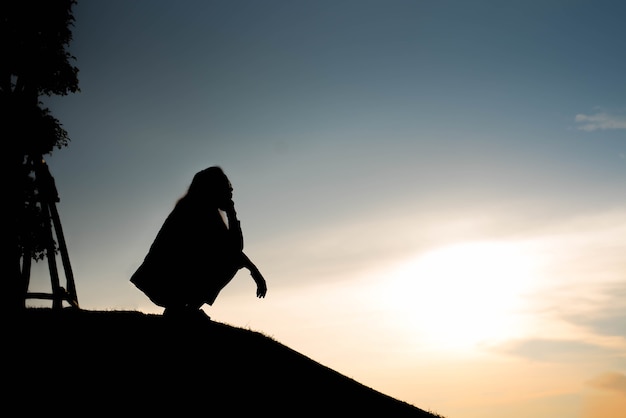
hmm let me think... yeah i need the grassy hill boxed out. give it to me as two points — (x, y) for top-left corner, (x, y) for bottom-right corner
(7, 308), (442, 416)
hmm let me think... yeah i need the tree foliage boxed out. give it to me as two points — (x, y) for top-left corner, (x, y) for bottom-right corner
(1, 0), (79, 156)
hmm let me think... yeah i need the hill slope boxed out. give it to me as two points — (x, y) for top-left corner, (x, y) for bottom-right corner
(7, 309), (439, 416)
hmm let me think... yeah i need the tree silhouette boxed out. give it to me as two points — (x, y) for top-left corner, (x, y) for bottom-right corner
(1, 0), (79, 310)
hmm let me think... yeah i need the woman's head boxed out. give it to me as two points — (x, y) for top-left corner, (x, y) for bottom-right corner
(186, 166), (232, 208)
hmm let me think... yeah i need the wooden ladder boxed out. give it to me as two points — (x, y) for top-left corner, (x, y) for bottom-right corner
(22, 156), (79, 310)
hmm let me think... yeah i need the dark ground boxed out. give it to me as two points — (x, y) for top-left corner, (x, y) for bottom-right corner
(6, 308), (441, 417)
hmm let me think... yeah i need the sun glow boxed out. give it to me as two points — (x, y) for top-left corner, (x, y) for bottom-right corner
(383, 241), (539, 351)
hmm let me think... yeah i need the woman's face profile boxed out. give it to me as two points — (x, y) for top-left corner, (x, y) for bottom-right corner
(215, 177), (233, 209)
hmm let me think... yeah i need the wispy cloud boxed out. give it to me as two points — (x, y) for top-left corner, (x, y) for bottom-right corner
(587, 372), (626, 395)
(486, 210), (626, 367)
(575, 112), (626, 131)
(500, 338), (617, 363)
(566, 282), (626, 338)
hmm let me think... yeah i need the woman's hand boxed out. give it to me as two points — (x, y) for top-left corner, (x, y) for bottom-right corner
(252, 271), (267, 298)
(220, 199), (236, 216)
(256, 284), (267, 298)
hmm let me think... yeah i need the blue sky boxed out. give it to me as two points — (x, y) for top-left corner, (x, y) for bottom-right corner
(33, 1), (626, 417)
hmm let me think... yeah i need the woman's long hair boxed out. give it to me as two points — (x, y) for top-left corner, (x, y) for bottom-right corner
(181, 166), (230, 206)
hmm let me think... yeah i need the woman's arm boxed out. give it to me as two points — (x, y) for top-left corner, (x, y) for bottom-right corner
(222, 200), (266, 298)
(241, 252), (267, 298)
(223, 203), (244, 251)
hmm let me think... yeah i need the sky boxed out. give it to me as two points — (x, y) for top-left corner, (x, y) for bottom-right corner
(29, 1), (626, 417)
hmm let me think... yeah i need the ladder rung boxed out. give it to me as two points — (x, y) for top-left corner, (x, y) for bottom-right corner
(25, 292), (79, 308)
(26, 292), (56, 300)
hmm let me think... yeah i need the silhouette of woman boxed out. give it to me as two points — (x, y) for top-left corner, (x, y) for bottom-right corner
(130, 166), (267, 317)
